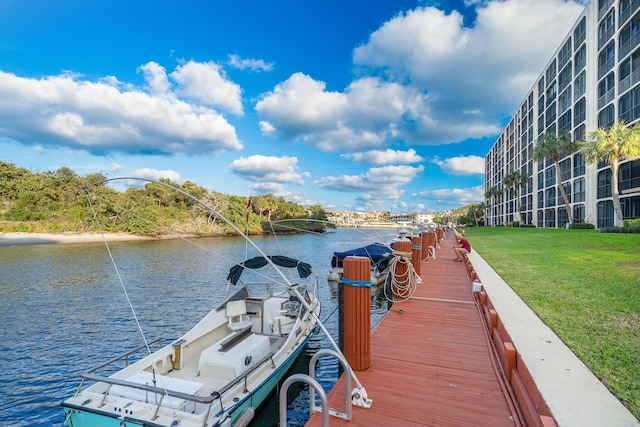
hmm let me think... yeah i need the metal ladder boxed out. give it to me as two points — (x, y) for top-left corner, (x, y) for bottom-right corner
(279, 349), (353, 427)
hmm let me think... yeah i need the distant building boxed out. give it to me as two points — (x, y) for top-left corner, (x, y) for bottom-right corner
(326, 210), (435, 227)
(485, 0), (640, 228)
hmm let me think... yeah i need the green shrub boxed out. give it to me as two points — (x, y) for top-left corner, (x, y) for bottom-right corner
(511, 221), (520, 227)
(624, 218), (640, 228)
(600, 226), (640, 234)
(570, 223), (595, 229)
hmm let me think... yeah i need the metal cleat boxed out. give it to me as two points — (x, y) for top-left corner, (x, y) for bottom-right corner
(351, 386), (373, 408)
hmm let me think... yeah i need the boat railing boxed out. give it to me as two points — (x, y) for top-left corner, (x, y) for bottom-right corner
(81, 337), (165, 377)
(76, 347), (277, 423)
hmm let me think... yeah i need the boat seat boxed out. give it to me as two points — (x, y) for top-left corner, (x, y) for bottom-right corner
(226, 300), (253, 331)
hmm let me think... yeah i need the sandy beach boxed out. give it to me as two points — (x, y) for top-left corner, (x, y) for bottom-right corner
(0, 232), (155, 247)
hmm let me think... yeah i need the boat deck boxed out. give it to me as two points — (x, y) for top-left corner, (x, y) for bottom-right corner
(305, 232), (518, 426)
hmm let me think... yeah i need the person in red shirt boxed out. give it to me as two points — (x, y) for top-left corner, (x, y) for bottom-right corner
(454, 233), (471, 262)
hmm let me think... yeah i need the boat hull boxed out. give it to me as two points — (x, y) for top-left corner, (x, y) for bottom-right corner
(62, 331), (315, 427)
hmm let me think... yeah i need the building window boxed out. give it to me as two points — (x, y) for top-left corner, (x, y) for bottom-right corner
(618, 12), (640, 59)
(558, 207), (569, 228)
(597, 169), (612, 198)
(574, 178), (586, 202)
(558, 109), (572, 133)
(574, 97), (586, 126)
(545, 167), (556, 187)
(574, 44), (587, 74)
(598, 72), (615, 108)
(574, 153), (586, 177)
(560, 182), (572, 204)
(574, 204), (585, 223)
(546, 102), (557, 127)
(560, 158), (572, 182)
(598, 41), (615, 79)
(546, 82), (557, 106)
(538, 190), (544, 208)
(538, 171), (544, 190)
(546, 187), (556, 207)
(619, 85), (640, 124)
(559, 63), (572, 93)
(598, 0), (614, 20)
(620, 0), (635, 25)
(574, 17), (586, 46)
(574, 73), (586, 101)
(537, 210), (544, 227)
(559, 37), (572, 67)
(597, 200), (614, 228)
(621, 195), (640, 219)
(559, 85), (573, 114)
(619, 159), (640, 192)
(546, 59), (557, 84)
(545, 209), (556, 228)
(598, 104), (615, 128)
(574, 123), (586, 142)
(598, 10), (615, 50)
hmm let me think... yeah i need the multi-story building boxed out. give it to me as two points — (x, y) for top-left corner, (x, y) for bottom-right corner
(485, 0), (640, 228)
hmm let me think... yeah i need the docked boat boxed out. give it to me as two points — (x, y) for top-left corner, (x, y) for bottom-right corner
(61, 180), (322, 427)
(327, 242), (393, 286)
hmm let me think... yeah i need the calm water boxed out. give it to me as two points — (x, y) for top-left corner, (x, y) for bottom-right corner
(0, 228), (398, 427)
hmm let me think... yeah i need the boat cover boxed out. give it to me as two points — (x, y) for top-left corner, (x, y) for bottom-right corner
(331, 243), (392, 269)
(227, 255), (313, 286)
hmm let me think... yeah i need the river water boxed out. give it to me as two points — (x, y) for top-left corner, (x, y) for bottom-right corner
(0, 227), (398, 427)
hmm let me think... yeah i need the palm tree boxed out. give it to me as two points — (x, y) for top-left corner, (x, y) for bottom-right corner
(484, 186), (502, 226)
(503, 171), (529, 224)
(579, 120), (640, 227)
(533, 132), (577, 225)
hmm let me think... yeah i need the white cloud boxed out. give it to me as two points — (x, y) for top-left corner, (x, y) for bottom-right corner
(343, 148), (424, 165)
(229, 155), (304, 184)
(128, 168), (182, 183)
(138, 62), (172, 95)
(0, 67), (243, 156)
(353, 0), (585, 144)
(109, 163), (124, 172)
(170, 60), (243, 115)
(413, 185), (484, 206)
(314, 164), (423, 196)
(255, 73), (348, 140)
(256, 0), (585, 150)
(431, 155), (484, 175)
(227, 54), (274, 72)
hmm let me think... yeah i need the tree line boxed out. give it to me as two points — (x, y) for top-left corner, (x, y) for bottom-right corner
(0, 161), (330, 236)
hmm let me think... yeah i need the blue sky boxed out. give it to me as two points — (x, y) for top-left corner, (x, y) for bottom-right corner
(0, 0), (588, 213)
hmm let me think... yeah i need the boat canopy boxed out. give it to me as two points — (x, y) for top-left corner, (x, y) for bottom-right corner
(331, 243), (392, 268)
(227, 255), (313, 286)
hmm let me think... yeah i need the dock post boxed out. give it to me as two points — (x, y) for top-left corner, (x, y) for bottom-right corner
(342, 256), (371, 371)
(411, 235), (422, 275)
(390, 240), (412, 300)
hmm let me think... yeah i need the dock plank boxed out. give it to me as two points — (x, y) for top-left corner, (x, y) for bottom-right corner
(305, 232), (517, 427)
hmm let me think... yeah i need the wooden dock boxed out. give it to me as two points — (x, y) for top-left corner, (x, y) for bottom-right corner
(305, 231), (521, 426)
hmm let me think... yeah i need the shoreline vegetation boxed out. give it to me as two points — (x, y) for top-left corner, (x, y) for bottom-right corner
(0, 162), (332, 238)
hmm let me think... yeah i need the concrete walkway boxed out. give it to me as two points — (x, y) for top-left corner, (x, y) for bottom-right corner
(467, 249), (639, 426)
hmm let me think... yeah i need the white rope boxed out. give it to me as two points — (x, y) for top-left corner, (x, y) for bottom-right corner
(84, 190), (173, 405)
(384, 250), (419, 302)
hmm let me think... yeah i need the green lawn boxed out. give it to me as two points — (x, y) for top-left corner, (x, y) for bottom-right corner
(464, 227), (640, 420)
